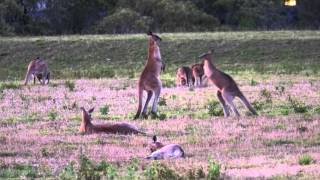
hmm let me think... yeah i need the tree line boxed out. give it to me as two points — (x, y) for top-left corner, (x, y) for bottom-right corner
(0, 0), (319, 35)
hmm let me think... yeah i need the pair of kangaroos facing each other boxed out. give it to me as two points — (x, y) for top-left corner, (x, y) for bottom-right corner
(80, 107), (184, 160)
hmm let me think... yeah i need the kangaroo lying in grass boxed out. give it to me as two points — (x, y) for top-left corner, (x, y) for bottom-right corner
(24, 57), (50, 85)
(176, 66), (193, 87)
(199, 50), (257, 117)
(146, 135), (185, 160)
(80, 107), (146, 135)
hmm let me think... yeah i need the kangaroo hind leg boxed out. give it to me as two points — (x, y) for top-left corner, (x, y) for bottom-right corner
(223, 91), (240, 117)
(142, 91), (153, 118)
(217, 91), (230, 117)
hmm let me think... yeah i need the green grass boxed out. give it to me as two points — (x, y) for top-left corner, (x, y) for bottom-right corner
(298, 154), (314, 165)
(1, 31), (320, 80)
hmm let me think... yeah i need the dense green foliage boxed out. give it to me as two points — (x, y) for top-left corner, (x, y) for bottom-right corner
(0, 0), (319, 35)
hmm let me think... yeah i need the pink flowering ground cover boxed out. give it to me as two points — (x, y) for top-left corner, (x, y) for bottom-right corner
(0, 75), (319, 178)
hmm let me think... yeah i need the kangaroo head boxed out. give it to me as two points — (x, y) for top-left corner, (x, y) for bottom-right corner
(147, 31), (162, 42)
(149, 135), (164, 153)
(79, 107), (94, 133)
(199, 50), (213, 62)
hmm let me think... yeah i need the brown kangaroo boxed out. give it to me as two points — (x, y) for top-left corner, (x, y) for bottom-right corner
(134, 32), (163, 119)
(146, 135), (185, 160)
(191, 63), (204, 87)
(176, 66), (193, 87)
(80, 107), (146, 135)
(24, 57), (50, 85)
(199, 50), (257, 117)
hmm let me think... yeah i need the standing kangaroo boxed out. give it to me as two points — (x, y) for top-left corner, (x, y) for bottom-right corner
(80, 107), (146, 135)
(199, 50), (257, 117)
(176, 66), (193, 87)
(24, 57), (50, 85)
(191, 63), (204, 87)
(134, 32), (163, 119)
(146, 135), (185, 160)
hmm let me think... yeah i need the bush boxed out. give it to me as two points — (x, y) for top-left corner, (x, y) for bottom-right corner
(260, 89), (272, 103)
(206, 100), (224, 116)
(158, 97), (167, 106)
(144, 162), (180, 180)
(125, 158), (139, 179)
(207, 157), (220, 180)
(48, 110), (58, 121)
(0, 164), (38, 178)
(59, 162), (76, 180)
(99, 104), (110, 116)
(298, 154), (314, 165)
(287, 96), (309, 114)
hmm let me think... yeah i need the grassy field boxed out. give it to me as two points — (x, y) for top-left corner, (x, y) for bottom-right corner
(0, 31), (320, 81)
(0, 31), (320, 179)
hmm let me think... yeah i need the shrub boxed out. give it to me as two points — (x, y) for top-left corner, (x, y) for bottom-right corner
(260, 89), (272, 103)
(207, 157), (220, 180)
(287, 96), (309, 114)
(144, 162), (180, 180)
(250, 79), (258, 86)
(158, 97), (167, 106)
(186, 167), (206, 180)
(206, 100), (224, 116)
(59, 162), (76, 180)
(298, 154), (314, 165)
(0, 164), (38, 178)
(64, 80), (75, 91)
(99, 104), (110, 116)
(96, 160), (118, 179)
(75, 154), (118, 179)
(48, 110), (58, 121)
(126, 158), (139, 179)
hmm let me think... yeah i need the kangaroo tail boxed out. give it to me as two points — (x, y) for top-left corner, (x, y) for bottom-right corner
(238, 93), (258, 115)
(133, 87), (143, 120)
(24, 69), (31, 85)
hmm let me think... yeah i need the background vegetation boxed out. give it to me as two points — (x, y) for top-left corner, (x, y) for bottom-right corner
(0, 0), (320, 35)
(0, 31), (319, 81)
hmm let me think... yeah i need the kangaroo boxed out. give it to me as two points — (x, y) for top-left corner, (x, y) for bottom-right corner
(134, 32), (163, 119)
(199, 50), (257, 117)
(191, 63), (204, 87)
(176, 66), (194, 87)
(146, 135), (185, 160)
(80, 107), (146, 135)
(34, 72), (50, 85)
(24, 57), (50, 85)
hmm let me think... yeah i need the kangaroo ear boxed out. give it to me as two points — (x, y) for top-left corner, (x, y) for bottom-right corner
(152, 135), (157, 142)
(88, 108), (94, 113)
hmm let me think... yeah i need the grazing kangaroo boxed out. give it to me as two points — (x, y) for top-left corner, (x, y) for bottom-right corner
(191, 63), (204, 87)
(134, 32), (163, 119)
(34, 72), (50, 85)
(146, 135), (185, 160)
(176, 66), (194, 87)
(80, 107), (146, 135)
(199, 50), (257, 117)
(24, 57), (50, 85)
